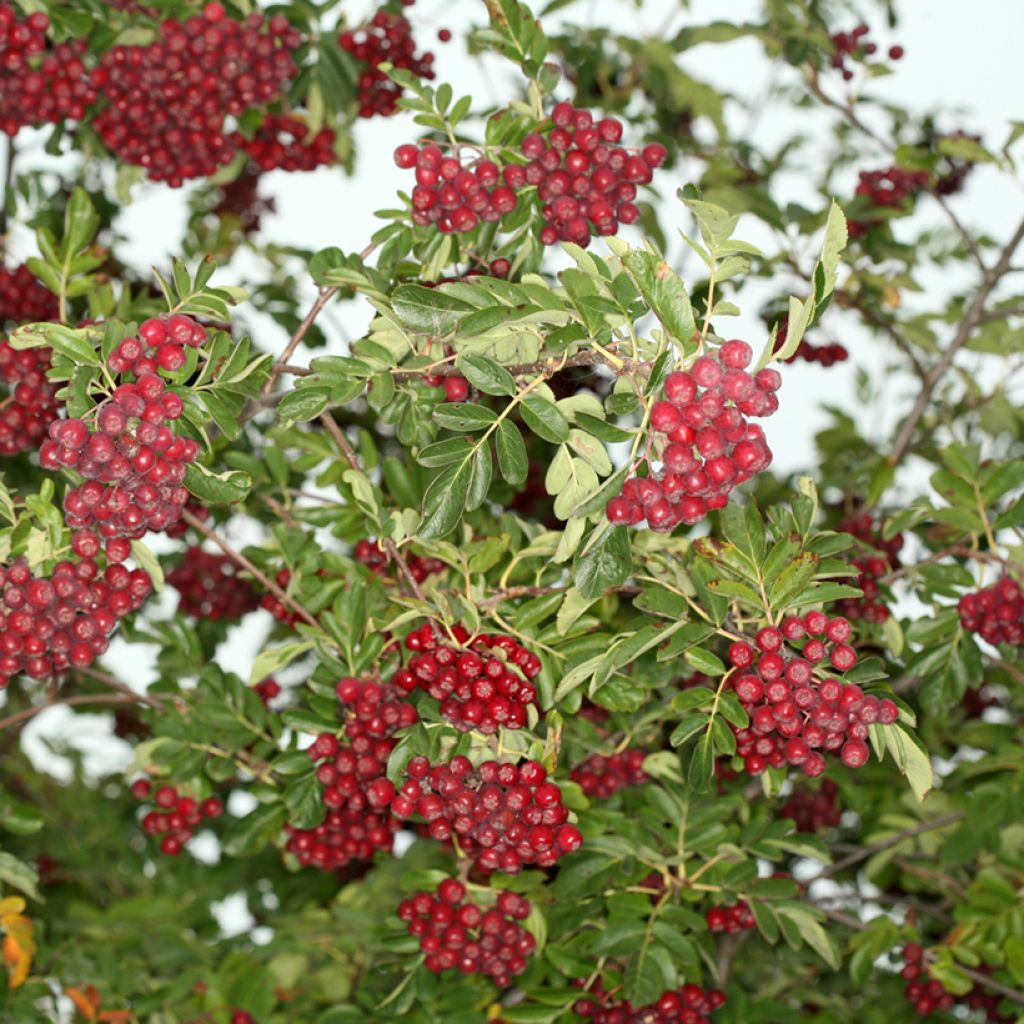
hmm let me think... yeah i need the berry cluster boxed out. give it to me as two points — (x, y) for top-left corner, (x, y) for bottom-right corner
(0, 342), (61, 455)
(520, 101), (666, 247)
(253, 677), (281, 706)
(836, 514), (904, 624)
(900, 944), (1010, 1021)
(389, 755), (582, 873)
(394, 142), (518, 235)
(285, 677), (418, 870)
(234, 114), (336, 172)
(830, 25), (904, 80)
(570, 749), (647, 799)
(848, 166), (929, 239)
(167, 548), (259, 621)
(131, 778), (223, 856)
(392, 623), (541, 733)
(0, 6), (96, 137)
(353, 539), (445, 583)
(573, 979), (727, 1023)
(422, 372), (471, 402)
(340, 11), (435, 119)
(0, 545), (150, 688)
(398, 880), (535, 986)
(606, 343), (778, 530)
(727, 612), (898, 777)
(958, 578), (1023, 647)
(706, 901), (755, 934)
(779, 778), (842, 832)
(92, 4), (301, 186)
(0, 264), (60, 325)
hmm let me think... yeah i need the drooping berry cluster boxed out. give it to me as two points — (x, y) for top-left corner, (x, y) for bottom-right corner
(958, 577), (1023, 647)
(0, 264), (60, 324)
(572, 979), (727, 1023)
(829, 24), (904, 80)
(900, 944), (1010, 1021)
(706, 901), (755, 933)
(353, 539), (445, 583)
(779, 778), (842, 832)
(389, 755), (583, 874)
(284, 677), (418, 870)
(836, 514), (903, 623)
(0, 342), (61, 455)
(340, 10), (435, 119)
(728, 612), (898, 777)
(234, 114), (336, 172)
(91, 4), (301, 186)
(0, 542), (150, 688)
(848, 166), (929, 239)
(0, 6), (96, 137)
(571, 749), (647, 798)
(392, 623), (541, 733)
(398, 880), (536, 986)
(167, 548), (259, 621)
(519, 101), (666, 247)
(132, 778), (224, 856)
(606, 342), (778, 531)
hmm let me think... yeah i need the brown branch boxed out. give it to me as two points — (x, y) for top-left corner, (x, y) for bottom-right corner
(0, 693), (140, 732)
(263, 285), (338, 395)
(182, 510), (322, 631)
(75, 666), (168, 711)
(833, 290), (928, 383)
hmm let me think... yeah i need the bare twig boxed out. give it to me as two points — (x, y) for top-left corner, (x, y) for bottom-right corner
(75, 666), (168, 711)
(0, 693), (140, 732)
(263, 286), (338, 395)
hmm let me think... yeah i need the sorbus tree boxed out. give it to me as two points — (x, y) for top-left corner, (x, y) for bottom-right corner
(0, 2), (1022, 1024)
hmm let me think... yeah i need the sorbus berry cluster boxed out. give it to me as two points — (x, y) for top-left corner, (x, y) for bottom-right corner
(353, 539), (445, 583)
(830, 25), (904, 80)
(234, 114), (336, 172)
(519, 100), (666, 247)
(253, 677), (281, 706)
(131, 778), (223, 856)
(392, 623), (541, 733)
(572, 979), (727, 1023)
(900, 944), (1010, 1021)
(836, 514), (903, 623)
(958, 578), (1023, 647)
(398, 880), (535, 986)
(0, 6), (96, 137)
(570, 749), (647, 798)
(0, 342), (61, 455)
(91, 4), (301, 186)
(389, 755), (583, 874)
(848, 166), (929, 238)
(0, 543), (150, 688)
(606, 343), (778, 530)
(340, 11), (435, 119)
(706, 901), (755, 933)
(167, 548), (259, 621)
(779, 778), (842, 832)
(285, 677), (418, 870)
(0, 264), (60, 324)
(394, 142), (518, 235)
(727, 612), (898, 777)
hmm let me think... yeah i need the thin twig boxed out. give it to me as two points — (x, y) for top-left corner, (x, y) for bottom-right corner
(263, 286), (338, 395)
(75, 666), (168, 711)
(0, 693), (139, 732)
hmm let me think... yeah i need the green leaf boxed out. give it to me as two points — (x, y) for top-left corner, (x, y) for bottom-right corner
(520, 393), (570, 443)
(776, 907), (840, 969)
(495, 420), (528, 486)
(433, 403), (498, 431)
(278, 387), (331, 425)
(391, 284), (473, 333)
(457, 353), (517, 396)
(573, 525), (632, 599)
(0, 851), (41, 900)
(185, 464), (252, 505)
(872, 722), (933, 801)
(620, 249), (697, 350)
(223, 802), (288, 858)
(419, 463), (470, 539)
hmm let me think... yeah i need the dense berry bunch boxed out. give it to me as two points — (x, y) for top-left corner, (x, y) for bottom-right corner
(353, 539), (445, 583)
(131, 778), (224, 856)
(606, 343), (778, 530)
(0, 264), (60, 324)
(390, 755), (582, 873)
(398, 880), (536, 985)
(573, 978), (727, 1023)
(836, 514), (903, 623)
(167, 549), (259, 621)
(727, 612), (898, 777)
(253, 677), (281, 706)
(779, 778), (842, 832)
(900, 944), (1010, 1021)
(958, 578), (1023, 647)
(285, 677), (418, 870)
(91, 4), (301, 186)
(520, 100), (666, 247)
(830, 24), (903, 80)
(571, 749), (647, 798)
(0, 6), (96, 136)
(706, 901), (755, 933)
(0, 342), (61, 455)
(392, 623), (541, 733)
(394, 142), (519, 235)
(848, 166), (929, 238)
(0, 544), (150, 688)
(341, 11), (435, 118)
(234, 114), (336, 172)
